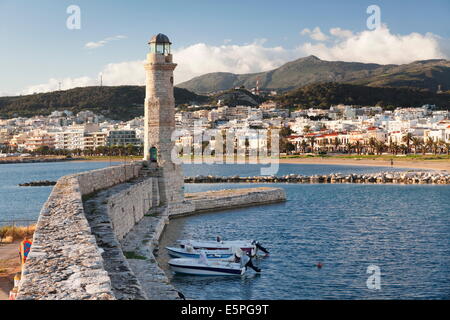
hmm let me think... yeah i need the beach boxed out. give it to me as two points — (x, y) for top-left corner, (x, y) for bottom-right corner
(279, 157), (450, 172)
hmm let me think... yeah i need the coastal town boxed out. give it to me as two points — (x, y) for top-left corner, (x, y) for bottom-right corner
(1, 100), (449, 157)
(1, 0), (450, 306)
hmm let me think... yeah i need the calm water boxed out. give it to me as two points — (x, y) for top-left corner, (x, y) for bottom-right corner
(160, 164), (450, 300)
(0, 161), (120, 223)
(1, 161), (449, 299)
(160, 182), (450, 300)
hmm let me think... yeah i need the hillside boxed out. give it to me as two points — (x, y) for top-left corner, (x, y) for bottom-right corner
(177, 56), (450, 94)
(0, 86), (208, 120)
(276, 82), (450, 109)
(211, 88), (265, 107)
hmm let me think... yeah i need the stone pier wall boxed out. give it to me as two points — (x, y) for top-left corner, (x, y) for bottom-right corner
(16, 161), (287, 300)
(17, 162), (144, 300)
(106, 178), (158, 241)
(182, 187), (286, 215)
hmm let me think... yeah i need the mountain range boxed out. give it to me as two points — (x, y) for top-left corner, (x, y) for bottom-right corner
(177, 55), (450, 94)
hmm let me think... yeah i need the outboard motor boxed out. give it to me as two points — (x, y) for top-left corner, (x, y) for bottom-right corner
(252, 240), (269, 256)
(242, 253), (261, 273)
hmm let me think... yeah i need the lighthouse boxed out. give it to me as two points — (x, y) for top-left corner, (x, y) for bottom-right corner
(144, 33), (184, 205)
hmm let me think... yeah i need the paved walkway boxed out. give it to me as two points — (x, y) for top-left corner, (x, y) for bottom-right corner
(0, 242), (20, 300)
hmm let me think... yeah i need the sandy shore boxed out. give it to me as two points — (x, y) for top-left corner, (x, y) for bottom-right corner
(279, 158), (450, 172)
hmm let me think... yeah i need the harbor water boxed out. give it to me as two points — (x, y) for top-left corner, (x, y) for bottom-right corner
(1, 161), (449, 299)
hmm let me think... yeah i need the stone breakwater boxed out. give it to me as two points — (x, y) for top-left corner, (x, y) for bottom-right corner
(19, 180), (57, 187)
(0, 157), (82, 164)
(16, 161), (286, 300)
(184, 171), (450, 185)
(17, 162), (144, 300)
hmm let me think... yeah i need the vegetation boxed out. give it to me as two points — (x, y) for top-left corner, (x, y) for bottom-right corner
(0, 86), (208, 121)
(123, 251), (147, 260)
(282, 154), (450, 161)
(275, 82), (450, 109)
(2, 144), (144, 158)
(177, 55), (450, 93)
(285, 133), (450, 158)
(0, 225), (35, 243)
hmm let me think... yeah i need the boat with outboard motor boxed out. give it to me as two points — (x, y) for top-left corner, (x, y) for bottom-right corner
(177, 237), (269, 256)
(166, 246), (234, 260)
(168, 251), (261, 276)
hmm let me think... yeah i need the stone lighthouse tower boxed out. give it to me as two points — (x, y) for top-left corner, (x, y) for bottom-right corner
(144, 33), (185, 207)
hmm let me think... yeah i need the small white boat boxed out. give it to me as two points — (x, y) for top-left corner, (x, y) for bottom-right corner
(168, 251), (261, 276)
(177, 238), (269, 256)
(169, 258), (245, 276)
(166, 246), (234, 260)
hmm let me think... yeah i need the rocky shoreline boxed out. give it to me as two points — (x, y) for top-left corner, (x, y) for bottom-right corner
(0, 157), (82, 165)
(19, 180), (57, 187)
(184, 171), (450, 185)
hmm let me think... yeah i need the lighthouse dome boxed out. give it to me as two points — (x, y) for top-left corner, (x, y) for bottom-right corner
(149, 33), (171, 44)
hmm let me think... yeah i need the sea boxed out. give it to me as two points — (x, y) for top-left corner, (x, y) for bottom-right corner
(1, 161), (449, 299)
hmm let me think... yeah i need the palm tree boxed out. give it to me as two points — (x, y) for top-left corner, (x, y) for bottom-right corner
(411, 137), (422, 155)
(374, 141), (385, 155)
(437, 140), (446, 155)
(402, 132), (413, 154)
(307, 136), (316, 153)
(300, 140), (308, 154)
(400, 145), (408, 155)
(368, 137), (377, 154)
(389, 142), (400, 155)
(444, 142), (450, 155)
(345, 142), (353, 154)
(432, 140), (440, 155)
(425, 138), (434, 154)
(353, 141), (362, 155)
(333, 138), (340, 153)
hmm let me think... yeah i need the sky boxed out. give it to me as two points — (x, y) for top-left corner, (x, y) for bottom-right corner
(0, 0), (449, 96)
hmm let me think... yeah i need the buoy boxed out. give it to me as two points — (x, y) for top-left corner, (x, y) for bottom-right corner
(316, 262), (323, 269)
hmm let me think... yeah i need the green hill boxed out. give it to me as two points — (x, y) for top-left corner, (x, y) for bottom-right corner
(0, 86), (208, 120)
(177, 56), (450, 94)
(276, 82), (450, 109)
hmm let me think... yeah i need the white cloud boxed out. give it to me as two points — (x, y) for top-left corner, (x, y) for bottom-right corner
(172, 40), (297, 83)
(329, 28), (354, 39)
(24, 76), (95, 94)
(85, 35), (127, 49)
(20, 25), (449, 95)
(301, 27), (328, 41)
(299, 24), (448, 65)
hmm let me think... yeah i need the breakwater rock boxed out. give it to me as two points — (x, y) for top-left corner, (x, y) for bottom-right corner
(0, 157), (82, 164)
(184, 171), (450, 185)
(19, 180), (57, 187)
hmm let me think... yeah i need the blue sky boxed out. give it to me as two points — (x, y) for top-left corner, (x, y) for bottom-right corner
(0, 0), (449, 95)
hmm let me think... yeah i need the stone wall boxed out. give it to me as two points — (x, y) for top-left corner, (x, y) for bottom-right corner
(17, 162), (143, 300)
(16, 160), (287, 300)
(106, 178), (158, 241)
(77, 162), (143, 195)
(181, 187), (286, 216)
